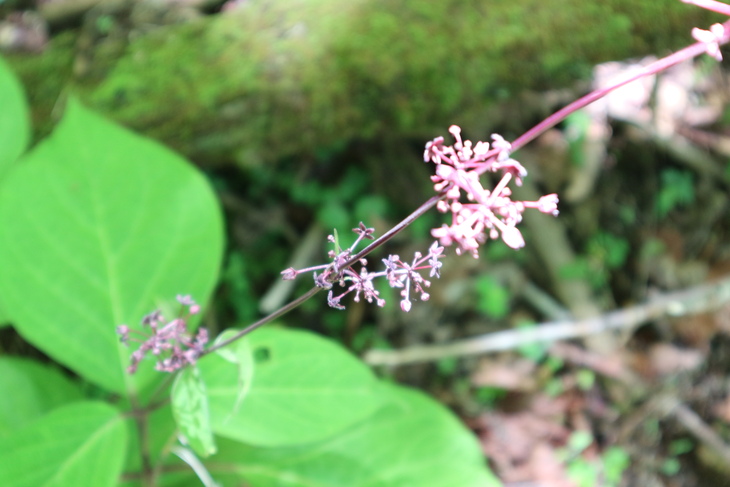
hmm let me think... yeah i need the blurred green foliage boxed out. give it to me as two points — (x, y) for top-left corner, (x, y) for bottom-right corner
(656, 168), (695, 219)
(6, 0), (720, 167)
(475, 275), (511, 319)
(661, 438), (695, 476)
(559, 431), (630, 487)
(561, 231), (629, 290)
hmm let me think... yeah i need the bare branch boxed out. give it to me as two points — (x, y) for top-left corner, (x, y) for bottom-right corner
(365, 275), (730, 366)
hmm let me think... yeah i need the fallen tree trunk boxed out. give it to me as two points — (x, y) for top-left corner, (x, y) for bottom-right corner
(5, 0), (720, 167)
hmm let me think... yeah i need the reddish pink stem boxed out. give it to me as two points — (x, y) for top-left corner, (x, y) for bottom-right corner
(511, 23), (730, 153)
(682, 0), (730, 15)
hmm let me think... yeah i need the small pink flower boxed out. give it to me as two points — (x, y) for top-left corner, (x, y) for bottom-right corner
(692, 23), (726, 61)
(424, 136), (445, 162)
(449, 125), (463, 148)
(283, 226), (444, 312)
(491, 134), (512, 161)
(118, 296), (207, 374)
(492, 158), (527, 186)
(500, 225), (525, 250)
(524, 194), (560, 216)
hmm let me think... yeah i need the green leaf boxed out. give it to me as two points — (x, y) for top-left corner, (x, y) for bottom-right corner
(211, 329), (255, 417)
(565, 109), (592, 168)
(212, 383), (501, 487)
(0, 56), (31, 325)
(0, 99), (224, 395)
(199, 327), (385, 447)
(0, 56), (30, 179)
(565, 430), (593, 455)
(602, 446), (630, 484)
(0, 357), (84, 436)
(587, 232), (629, 269)
(172, 365), (216, 457)
(0, 315), (9, 328)
(668, 438), (694, 456)
(566, 458), (598, 487)
(656, 169), (694, 218)
(316, 202), (349, 234)
(0, 401), (127, 487)
(474, 275), (510, 319)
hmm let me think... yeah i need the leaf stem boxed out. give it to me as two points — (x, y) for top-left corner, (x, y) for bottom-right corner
(511, 38), (721, 152)
(203, 286), (322, 354)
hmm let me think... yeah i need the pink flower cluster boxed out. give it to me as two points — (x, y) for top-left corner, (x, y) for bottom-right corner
(282, 223), (445, 312)
(117, 295), (208, 373)
(425, 126), (559, 258)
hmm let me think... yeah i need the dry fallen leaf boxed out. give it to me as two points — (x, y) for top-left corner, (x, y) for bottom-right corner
(471, 355), (537, 391)
(648, 343), (704, 378)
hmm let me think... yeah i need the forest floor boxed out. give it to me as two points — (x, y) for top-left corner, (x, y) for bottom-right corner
(363, 57), (730, 487)
(3, 2), (730, 485)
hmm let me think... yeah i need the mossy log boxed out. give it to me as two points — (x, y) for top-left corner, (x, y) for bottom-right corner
(5, 0), (721, 167)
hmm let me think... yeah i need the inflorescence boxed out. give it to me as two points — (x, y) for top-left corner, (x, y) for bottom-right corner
(282, 127), (559, 312)
(282, 222), (445, 313)
(425, 126), (559, 258)
(117, 295), (208, 373)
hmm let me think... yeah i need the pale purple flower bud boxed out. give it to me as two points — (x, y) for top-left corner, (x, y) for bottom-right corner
(281, 267), (298, 280)
(353, 222), (375, 239)
(537, 194), (559, 216)
(692, 23), (726, 61)
(473, 141), (490, 157)
(327, 290), (346, 310)
(495, 158), (527, 185)
(501, 226), (525, 249)
(314, 271), (333, 289)
(182, 349), (199, 366)
(116, 325), (130, 344)
(400, 299), (412, 312)
(491, 134), (512, 161)
(194, 328), (209, 348)
(142, 310), (162, 326)
(424, 136), (444, 162)
(448, 125), (463, 148)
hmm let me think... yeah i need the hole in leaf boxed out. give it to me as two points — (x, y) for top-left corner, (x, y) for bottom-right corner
(253, 346), (271, 364)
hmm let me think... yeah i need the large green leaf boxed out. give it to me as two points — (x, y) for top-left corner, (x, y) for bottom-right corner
(0, 99), (224, 395)
(212, 383), (501, 487)
(199, 327), (385, 447)
(0, 401), (127, 487)
(0, 357), (84, 436)
(0, 56), (31, 326)
(0, 55), (30, 178)
(172, 365), (216, 457)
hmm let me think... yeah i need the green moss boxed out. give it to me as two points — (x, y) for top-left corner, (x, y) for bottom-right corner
(5, 32), (76, 139)
(6, 0), (722, 166)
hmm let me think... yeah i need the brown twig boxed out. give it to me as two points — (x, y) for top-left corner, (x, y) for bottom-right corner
(365, 275), (730, 366)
